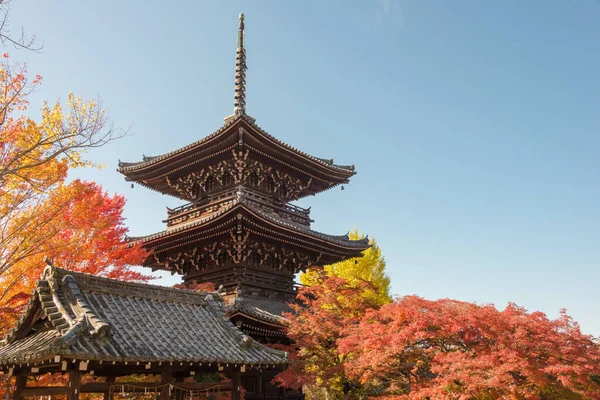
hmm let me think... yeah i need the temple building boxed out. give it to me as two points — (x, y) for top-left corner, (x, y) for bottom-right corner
(118, 12), (369, 345)
(0, 13), (368, 400)
(0, 264), (287, 399)
(116, 14), (369, 398)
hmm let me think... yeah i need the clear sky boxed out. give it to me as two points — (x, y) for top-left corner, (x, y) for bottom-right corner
(9, 1), (600, 334)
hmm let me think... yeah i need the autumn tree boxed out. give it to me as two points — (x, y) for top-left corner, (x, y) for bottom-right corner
(0, 5), (150, 399)
(300, 230), (391, 306)
(0, 11), (146, 335)
(337, 296), (600, 400)
(0, 0), (41, 52)
(275, 276), (382, 400)
(279, 232), (391, 399)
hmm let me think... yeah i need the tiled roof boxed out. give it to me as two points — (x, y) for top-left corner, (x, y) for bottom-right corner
(0, 266), (288, 367)
(227, 297), (292, 326)
(136, 190), (370, 250)
(117, 118), (238, 171)
(117, 115), (355, 174)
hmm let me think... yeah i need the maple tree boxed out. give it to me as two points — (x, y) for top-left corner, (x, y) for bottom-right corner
(282, 232), (391, 399)
(340, 296), (600, 399)
(0, 180), (148, 331)
(0, 1), (41, 52)
(0, 6), (148, 397)
(0, 49), (146, 310)
(0, 55), (148, 327)
(279, 276), (600, 400)
(276, 276), (383, 400)
(300, 230), (391, 306)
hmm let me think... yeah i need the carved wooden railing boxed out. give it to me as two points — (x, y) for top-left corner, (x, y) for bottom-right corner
(165, 186), (313, 228)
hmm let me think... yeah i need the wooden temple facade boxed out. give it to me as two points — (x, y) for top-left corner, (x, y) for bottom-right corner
(118, 13), (368, 343)
(116, 13), (369, 399)
(0, 13), (367, 400)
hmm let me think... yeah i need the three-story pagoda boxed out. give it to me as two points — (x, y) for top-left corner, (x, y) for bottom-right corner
(118, 13), (369, 342)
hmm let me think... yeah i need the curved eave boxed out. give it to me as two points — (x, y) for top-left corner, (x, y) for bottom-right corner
(0, 290), (41, 346)
(137, 199), (369, 256)
(229, 312), (287, 329)
(117, 116), (356, 181)
(241, 116), (356, 178)
(117, 117), (239, 173)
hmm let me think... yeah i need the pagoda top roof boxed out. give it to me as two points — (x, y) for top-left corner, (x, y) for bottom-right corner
(118, 14), (359, 202)
(132, 187), (369, 252)
(0, 265), (288, 368)
(118, 114), (356, 175)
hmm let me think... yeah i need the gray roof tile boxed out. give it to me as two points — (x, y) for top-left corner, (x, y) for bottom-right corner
(0, 266), (288, 367)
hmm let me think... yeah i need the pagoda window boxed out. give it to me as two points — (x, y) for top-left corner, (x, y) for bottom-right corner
(279, 183), (288, 199)
(263, 176), (275, 195)
(246, 252), (259, 267)
(248, 171), (259, 188)
(269, 255), (280, 270)
(197, 257), (208, 271)
(222, 172), (234, 189)
(217, 251), (229, 266)
(203, 175), (216, 193)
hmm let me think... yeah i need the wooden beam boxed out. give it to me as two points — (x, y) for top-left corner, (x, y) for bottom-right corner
(68, 369), (82, 400)
(103, 376), (115, 400)
(81, 381), (233, 393)
(13, 375), (27, 400)
(231, 369), (241, 400)
(82, 382), (162, 392)
(20, 386), (69, 396)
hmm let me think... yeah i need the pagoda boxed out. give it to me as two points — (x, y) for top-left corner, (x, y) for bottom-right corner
(118, 13), (369, 344)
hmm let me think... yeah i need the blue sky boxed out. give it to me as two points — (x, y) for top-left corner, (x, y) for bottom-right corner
(9, 1), (600, 334)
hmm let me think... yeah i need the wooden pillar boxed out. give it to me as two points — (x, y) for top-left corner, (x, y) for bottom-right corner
(161, 369), (172, 400)
(68, 370), (82, 400)
(12, 375), (27, 400)
(257, 369), (263, 396)
(231, 369), (241, 400)
(103, 376), (115, 400)
(174, 376), (184, 400)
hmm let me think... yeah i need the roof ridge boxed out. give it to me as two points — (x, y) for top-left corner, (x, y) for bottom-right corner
(50, 267), (213, 305)
(62, 274), (111, 339)
(0, 264), (289, 367)
(41, 266), (75, 333)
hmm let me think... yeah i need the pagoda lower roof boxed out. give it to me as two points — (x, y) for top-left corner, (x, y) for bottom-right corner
(0, 266), (287, 369)
(133, 193), (370, 256)
(227, 296), (291, 327)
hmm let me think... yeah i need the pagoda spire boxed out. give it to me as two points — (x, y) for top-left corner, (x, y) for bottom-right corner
(234, 12), (247, 116)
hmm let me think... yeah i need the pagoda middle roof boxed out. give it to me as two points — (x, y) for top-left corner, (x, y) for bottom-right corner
(0, 266), (288, 368)
(118, 114), (356, 182)
(133, 190), (370, 253)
